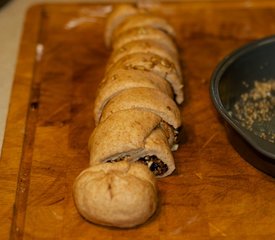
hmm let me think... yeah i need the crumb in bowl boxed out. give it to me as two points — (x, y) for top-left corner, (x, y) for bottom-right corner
(231, 79), (275, 143)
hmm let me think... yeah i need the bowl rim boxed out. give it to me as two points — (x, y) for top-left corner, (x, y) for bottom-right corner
(210, 34), (275, 160)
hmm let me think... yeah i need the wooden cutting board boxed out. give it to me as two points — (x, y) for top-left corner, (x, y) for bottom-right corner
(1, 1), (275, 239)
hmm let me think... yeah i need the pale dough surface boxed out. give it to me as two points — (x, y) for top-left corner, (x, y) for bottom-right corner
(73, 161), (158, 228)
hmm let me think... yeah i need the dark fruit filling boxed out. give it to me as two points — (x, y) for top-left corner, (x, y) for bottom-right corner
(106, 155), (168, 176)
(138, 155), (168, 176)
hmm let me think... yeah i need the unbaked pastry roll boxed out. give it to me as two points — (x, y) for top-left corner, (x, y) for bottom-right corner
(107, 40), (181, 77)
(106, 52), (184, 104)
(112, 13), (176, 41)
(93, 68), (173, 125)
(73, 161), (158, 228)
(73, 3), (183, 229)
(88, 109), (176, 177)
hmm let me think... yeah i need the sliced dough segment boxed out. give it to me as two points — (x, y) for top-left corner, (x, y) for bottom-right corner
(89, 109), (162, 165)
(73, 161), (158, 228)
(88, 109), (175, 177)
(100, 87), (181, 129)
(112, 13), (176, 41)
(104, 4), (138, 47)
(107, 40), (181, 77)
(106, 52), (184, 104)
(112, 27), (178, 55)
(93, 69), (173, 124)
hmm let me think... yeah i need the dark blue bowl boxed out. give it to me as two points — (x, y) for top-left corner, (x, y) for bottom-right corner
(210, 35), (275, 177)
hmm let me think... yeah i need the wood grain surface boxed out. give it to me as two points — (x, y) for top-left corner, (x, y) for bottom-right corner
(1, 1), (275, 239)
